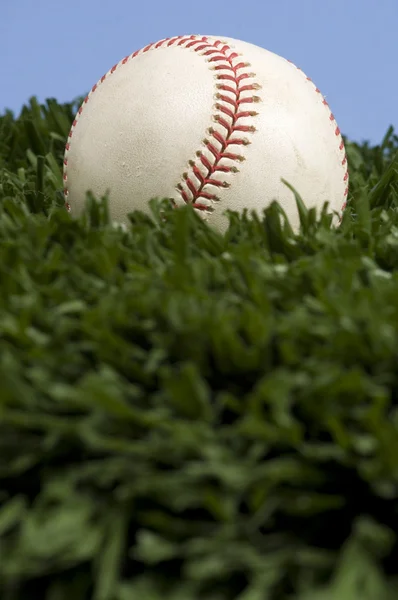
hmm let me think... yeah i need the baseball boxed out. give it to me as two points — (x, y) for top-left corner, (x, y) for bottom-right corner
(63, 35), (348, 232)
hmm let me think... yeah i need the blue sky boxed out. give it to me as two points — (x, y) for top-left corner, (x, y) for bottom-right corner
(1, 0), (396, 145)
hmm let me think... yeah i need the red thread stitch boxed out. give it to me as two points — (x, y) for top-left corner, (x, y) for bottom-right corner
(63, 35), (261, 213)
(63, 38), (348, 216)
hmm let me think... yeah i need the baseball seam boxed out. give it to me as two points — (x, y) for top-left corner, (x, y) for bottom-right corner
(63, 35), (260, 215)
(63, 35), (348, 217)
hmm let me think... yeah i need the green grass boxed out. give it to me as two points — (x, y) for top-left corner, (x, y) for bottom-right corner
(0, 97), (398, 600)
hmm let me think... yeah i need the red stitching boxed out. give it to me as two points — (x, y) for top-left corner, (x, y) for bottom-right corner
(63, 38), (348, 218)
(63, 35), (260, 214)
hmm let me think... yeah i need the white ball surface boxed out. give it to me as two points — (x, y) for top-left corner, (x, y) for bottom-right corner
(63, 34), (348, 231)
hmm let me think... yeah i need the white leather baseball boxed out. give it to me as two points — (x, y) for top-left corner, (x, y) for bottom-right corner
(63, 35), (348, 231)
